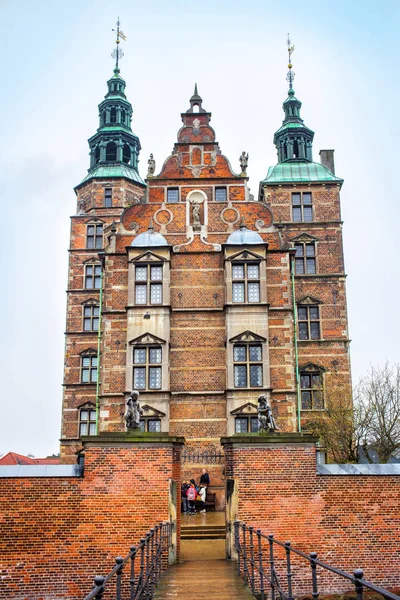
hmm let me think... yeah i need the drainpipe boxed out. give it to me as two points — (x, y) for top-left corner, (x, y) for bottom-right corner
(290, 251), (302, 433)
(95, 253), (105, 435)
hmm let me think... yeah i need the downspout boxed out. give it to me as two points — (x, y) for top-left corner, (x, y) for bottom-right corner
(290, 252), (302, 432)
(95, 253), (105, 435)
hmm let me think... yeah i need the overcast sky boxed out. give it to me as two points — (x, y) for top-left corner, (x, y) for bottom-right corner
(0, 0), (399, 457)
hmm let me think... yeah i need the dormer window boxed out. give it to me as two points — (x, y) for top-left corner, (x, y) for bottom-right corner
(232, 263), (260, 303)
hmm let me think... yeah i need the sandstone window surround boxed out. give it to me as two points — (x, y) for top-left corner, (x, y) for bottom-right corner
(230, 402), (260, 434)
(86, 219), (104, 250)
(104, 187), (113, 207)
(224, 250), (267, 304)
(138, 404), (166, 432)
(128, 251), (170, 308)
(166, 187), (179, 203)
(84, 262), (102, 290)
(300, 363), (325, 410)
(80, 350), (98, 384)
(82, 300), (100, 332)
(78, 403), (96, 436)
(292, 191), (313, 222)
(291, 233), (319, 276)
(227, 331), (268, 391)
(215, 186), (227, 202)
(129, 333), (168, 392)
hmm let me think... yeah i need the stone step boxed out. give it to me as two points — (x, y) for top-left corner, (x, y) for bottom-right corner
(182, 532), (226, 539)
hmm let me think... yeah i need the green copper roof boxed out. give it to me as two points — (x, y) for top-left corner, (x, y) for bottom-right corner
(77, 164), (146, 188)
(274, 122), (314, 134)
(261, 161), (343, 185)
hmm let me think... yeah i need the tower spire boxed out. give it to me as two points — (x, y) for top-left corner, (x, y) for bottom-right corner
(286, 34), (295, 91)
(111, 17), (127, 74)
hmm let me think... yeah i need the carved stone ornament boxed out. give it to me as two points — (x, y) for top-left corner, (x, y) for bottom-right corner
(257, 395), (279, 433)
(124, 390), (143, 430)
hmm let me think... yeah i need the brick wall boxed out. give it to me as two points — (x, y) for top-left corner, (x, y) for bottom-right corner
(223, 436), (400, 593)
(0, 436), (182, 600)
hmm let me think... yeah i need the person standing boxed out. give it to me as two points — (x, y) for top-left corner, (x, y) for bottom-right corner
(181, 481), (190, 513)
(186, 481), (197, 515)
(200, 468), (210, 487)
(198, 484), (207, 513)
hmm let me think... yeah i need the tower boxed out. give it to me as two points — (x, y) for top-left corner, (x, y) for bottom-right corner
(259, 37), (352, 427)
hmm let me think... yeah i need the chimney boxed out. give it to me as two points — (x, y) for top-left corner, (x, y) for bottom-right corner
(319, 149), (335, 175)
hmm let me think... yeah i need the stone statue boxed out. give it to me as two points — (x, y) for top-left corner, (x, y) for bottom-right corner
(192, 201), (201, 229)
(124, 390), (143, 430)
(239, 151), (249, 174)
(147, 153), (156, 177)
(257, 394), (279, 433)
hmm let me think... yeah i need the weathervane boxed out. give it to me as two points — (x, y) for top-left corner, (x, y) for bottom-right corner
(111, 17), (127, 70)
(286, 33), (295, 90)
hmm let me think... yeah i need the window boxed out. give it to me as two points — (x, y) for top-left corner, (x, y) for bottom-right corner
(94, 147), (101, 164)
(232, 263), (260, 303)
(83, 304), (99, 331)
(167, 188), (179, 203)
(294, 243), (316, 275)
(85, 264), (102, 289)
(106, 142), (117, 161)
(235, 415), (259, 433)
(110, 107), (117, 123)
(298, 305), (320, 340)
(133, 346), (162, 390)
(292, 192), (313, 222)
(81, 354), (98, 383)
(233, 344), (263, 388)
(215, 187), (227, 202)
(135, 264), (163, 305)
(104, 188), (112, 207)
(300, 370), (324, 410)
(86, 224), (103, 249)
(139, 418), (161, 432)
(79, 407), (96, 436)
(122, 144), (131, 165)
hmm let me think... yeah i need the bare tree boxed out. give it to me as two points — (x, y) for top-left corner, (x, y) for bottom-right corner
(354, 363), (400, 463)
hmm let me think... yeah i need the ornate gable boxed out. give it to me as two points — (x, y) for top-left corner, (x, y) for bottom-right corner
(129, 333), (166, 346)
(290, 232), (319, 243)
(77, 401), (95, 410)
(130, 251), (167, 263)
(79, 348), (97, 356)
(141, 404), (166, 418)
(84, 217), (105, 225)
(82, 256), (101, 265)
(81, 298), (99, 306)
(299, 362), (326, 372)
(229, 249), (264, 262)
(230, 402), (258, 415)
(297, 295), (322, 305)
(229, 330), (267, 343)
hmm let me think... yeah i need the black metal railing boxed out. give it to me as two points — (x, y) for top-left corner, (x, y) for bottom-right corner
(83, 520), (173, 600)
(234, 521), (400, 600)
(181, 449), (224, 464)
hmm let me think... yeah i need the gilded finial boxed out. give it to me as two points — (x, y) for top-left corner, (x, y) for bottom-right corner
(286, 33), (295, 91)
(111, 17), (127, 72)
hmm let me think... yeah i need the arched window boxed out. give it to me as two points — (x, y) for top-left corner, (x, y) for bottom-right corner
(293, 140), (299, 158)
(122, 144), (131, 164)
(106, 142), (117, 162)
(110, 107), (117, 123)
(193, 104), (200, 113)
(94, 147), (101, 164)
(121, 109), (126, 125)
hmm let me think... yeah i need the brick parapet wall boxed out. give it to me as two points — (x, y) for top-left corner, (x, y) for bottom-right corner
(223, 436), (400, 592)
(0, 437), (183, 600)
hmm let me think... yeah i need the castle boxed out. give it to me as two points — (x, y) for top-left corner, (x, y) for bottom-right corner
(60, 40), (351, 479)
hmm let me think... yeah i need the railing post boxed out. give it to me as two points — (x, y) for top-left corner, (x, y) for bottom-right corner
(268, 535), (276, 600)
(115, 557), (124, 600)
(234, 521), (241, 577)
(242, 522), (248, 586)
(257, 529), (265, 600)
(354, 568), (364, 600)
(285, 541), (294, 600)
(149, 528), (155, 597)
(129, 546), (136, 600)
(310, 552), (319, 600)
(139, 538), (146, 597)
(249, 526), (255, 595)
(145, 531), (151, 599)
(92, 575), (105, 600)
(153, 525), (159, 586)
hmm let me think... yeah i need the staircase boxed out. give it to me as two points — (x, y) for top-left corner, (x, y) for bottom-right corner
(181, 522), (226, 539)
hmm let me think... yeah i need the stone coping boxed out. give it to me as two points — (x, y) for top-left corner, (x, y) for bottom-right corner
(220, 432), (319, 445)
(0, 465), (84, 478)
(318, 463), (400, 476)
(81, 432), (185, 446)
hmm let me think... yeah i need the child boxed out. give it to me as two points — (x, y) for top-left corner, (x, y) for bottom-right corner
(186, 482), (197, 515)
(198, 484), (206, 513)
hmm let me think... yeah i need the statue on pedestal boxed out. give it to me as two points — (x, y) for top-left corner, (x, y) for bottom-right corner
(192, 201), (201, 230)
(239, 151), (249, 174)
(257, 394), (279, 433)
(124, 390), (143, 430)
(147, 154), (156, 177)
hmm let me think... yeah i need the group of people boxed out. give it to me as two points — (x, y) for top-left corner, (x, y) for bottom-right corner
(181, 469), (210, 515)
